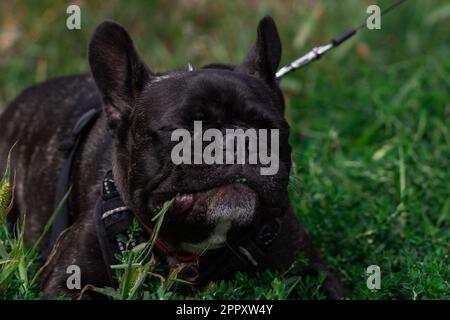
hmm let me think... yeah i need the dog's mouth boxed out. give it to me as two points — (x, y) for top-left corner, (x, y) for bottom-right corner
(150, 180), (258, 254)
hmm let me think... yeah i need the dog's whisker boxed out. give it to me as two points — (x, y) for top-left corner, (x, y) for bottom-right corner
(225, 241), (250, 265)
(196, 242), (212, 259)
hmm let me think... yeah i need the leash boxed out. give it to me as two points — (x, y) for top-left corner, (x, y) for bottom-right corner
(276, 0), (409, 79)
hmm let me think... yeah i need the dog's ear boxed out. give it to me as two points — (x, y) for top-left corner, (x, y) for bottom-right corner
(236, 16), (281, 84)
(89, 21), (153, 132)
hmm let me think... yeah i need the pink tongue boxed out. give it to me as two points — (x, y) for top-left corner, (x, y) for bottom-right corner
(174, 193), (195, 213)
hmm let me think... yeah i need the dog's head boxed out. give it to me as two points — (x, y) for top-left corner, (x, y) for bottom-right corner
(88, 17), (292, 254)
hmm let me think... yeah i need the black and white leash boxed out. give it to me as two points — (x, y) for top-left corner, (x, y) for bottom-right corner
(275, 0), (408, 79)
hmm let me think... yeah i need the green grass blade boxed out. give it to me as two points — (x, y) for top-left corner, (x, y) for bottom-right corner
(30, 187), (72, 256)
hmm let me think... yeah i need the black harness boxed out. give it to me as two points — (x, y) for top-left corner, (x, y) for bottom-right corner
(49, 109), (282, 286)
(47, 108), (100, 257)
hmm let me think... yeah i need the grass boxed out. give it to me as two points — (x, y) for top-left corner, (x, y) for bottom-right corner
(0, 149), (40, 299)
(0, 0), (449, 299)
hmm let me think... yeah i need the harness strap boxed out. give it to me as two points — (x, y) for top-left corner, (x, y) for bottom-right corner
(46, 108), (100, 258)
(95, 170), (199, 284)
(94, 170), (149, 284)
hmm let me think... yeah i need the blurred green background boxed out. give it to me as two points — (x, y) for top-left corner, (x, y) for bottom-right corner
(0, 0), (449, 299)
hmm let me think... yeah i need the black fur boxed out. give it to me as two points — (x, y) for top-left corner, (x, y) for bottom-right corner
(0, 17), (342, 299)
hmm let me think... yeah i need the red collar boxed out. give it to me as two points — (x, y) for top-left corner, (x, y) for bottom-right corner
(140, 223), (197, 263)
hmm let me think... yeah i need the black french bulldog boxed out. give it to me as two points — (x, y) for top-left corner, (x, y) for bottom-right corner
(0, 16), (342, 299)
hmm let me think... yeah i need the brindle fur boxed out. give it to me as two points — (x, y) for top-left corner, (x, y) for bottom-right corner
(0, 17), (343, 299)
